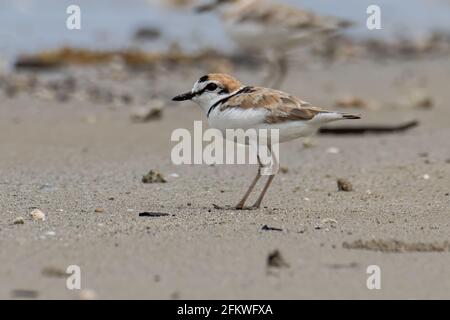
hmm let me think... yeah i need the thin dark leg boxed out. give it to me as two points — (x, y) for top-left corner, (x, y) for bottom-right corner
(235, 158), (263, 209)
(250, 146), (278, 209)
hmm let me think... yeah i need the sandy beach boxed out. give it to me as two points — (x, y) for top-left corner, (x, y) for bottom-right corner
(1, 49), (450, 299)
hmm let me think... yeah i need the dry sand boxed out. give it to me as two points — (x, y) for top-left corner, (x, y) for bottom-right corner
(0, 57), (449, 299)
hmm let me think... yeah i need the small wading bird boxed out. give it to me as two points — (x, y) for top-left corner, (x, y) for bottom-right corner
(173, 73), (360, 210)
(195, 0), (351, 88)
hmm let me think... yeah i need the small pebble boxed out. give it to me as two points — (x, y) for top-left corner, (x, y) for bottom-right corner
(142, 170), (167, 183)
(335, 96), (367, 109)
(302, 138), (316, 148)
(30, 209), (46, 221)
(42, 266), (65, 278)
(422, 174), (430, 180)
(13, 217), (25, 225)
(130, 102), (163, 123)
(321, 218), (338, 225)
(11, 289), (39, 299)
(78, 289), (98, 300)
(326, 147), (340, 154)
(279, 166), (289, 174)
(267, 250), (289, 268)
(337, 178), (353, 191)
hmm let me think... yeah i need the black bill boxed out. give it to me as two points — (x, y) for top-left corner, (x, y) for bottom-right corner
(172, 91), (195, 101)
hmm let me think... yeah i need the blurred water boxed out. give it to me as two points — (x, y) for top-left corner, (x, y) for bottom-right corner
(1, 0), (450, 62)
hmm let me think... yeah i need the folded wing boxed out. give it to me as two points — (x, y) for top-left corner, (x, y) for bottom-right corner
(219, 86), (330, 124)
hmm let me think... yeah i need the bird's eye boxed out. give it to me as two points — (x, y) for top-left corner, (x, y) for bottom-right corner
(206, 83), (218, 91)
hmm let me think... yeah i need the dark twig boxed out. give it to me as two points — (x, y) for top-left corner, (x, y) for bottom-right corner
(319, 120), (419, 135)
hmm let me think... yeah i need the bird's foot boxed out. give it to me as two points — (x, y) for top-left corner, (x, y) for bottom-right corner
(233, 204), (259, 211)
(212, 204), (260, 211)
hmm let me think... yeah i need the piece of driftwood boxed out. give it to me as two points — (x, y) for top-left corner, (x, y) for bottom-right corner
(319, 120), (419, 135)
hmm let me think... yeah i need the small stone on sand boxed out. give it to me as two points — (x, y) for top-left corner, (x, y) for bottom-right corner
(337, 178), (353, 191)
(267, 249), (289, 268)
(321, 218), (338, 225)
(30, 209), (46, 221)
(327, 147), (340, 154)
(279, 166), (289, 174)
(13, 217), (25, 225)
(142, 170), (167, 183)
(78, 289), (98, 300)
(42, 266), (66, 278)
(335, 96), (367, 108)
(130, 102), (163, 123)
(302, 138), (316, 148)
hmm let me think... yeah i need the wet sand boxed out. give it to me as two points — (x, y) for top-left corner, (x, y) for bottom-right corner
(0, 57), (450, 299)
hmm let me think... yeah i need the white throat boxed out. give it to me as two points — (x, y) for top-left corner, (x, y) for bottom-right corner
(193, 87), (244, 115)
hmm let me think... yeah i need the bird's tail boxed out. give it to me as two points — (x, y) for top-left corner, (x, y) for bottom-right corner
(342, 114), (361, 120)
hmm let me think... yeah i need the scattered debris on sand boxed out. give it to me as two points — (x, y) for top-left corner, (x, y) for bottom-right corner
(320, 218), (338, 229)
(14, 47), (233, 71)
(326, 147), (340, 154)
(261, 225), (283, 232)
(11, 289), (39, 299)
(335, 96), (368, 109)
(133, 27), (161, 41)
(139, 212), (169, 217)
(327, 262), (359, 269)
(302, 138), (316, 148)
(13, 217), (25, 225)
(42, 266), (66, 278)
(396, 90), (434, 109)
(337, 178), (353, 191)
(320, 120), (419, 135)
(78, 289), (98, 300)
(30, 209), (46, 221)
(407, 90), (434, 109)
(170, 291), (181, 300)
(142, 170), (167, 183)
(279, 166), (289, 174)
(130, 103), (163, 123)
(343, 239), (450, 253)
(267, 250), (289, 268)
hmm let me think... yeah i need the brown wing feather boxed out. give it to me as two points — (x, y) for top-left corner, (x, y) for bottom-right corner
(219, 87), (330, 123)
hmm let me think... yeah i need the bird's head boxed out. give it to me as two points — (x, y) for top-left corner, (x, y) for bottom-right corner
(172, 73), (242, 111)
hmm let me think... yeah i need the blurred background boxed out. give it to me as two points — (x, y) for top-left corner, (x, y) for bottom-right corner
(1, 0), (450, 300)
(1, 0), (450, 61)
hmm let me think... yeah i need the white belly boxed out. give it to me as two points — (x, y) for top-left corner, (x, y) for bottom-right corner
(207, 107), (319, 144)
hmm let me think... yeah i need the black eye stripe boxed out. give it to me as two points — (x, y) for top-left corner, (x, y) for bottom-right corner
(194, 83), (223, 96)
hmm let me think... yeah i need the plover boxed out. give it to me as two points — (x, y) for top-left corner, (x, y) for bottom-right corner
(196, 0), (351, 88)
(173, 73), (360, 209)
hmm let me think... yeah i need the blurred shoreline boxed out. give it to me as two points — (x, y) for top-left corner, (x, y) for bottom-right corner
(1, 0), (450, 300)
(1, 0), (450, 65)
